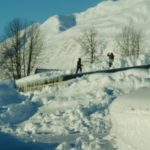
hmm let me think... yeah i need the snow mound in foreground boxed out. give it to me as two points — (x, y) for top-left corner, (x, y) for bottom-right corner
(0, 132), (53, 150)
(110, 87), (150, 150)
(0, 81), (24, 106)
(0, 81), (41, 125)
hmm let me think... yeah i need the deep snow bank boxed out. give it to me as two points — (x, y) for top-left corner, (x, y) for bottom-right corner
(0, 81), (24, 106)
(1, 68), (150, 149)
(0, 81), (40, 125)
(0, 132), (55, 150)
(110, 87), (150, 150)
(10, 69), (150, 149)
(16, 71), (64, 91)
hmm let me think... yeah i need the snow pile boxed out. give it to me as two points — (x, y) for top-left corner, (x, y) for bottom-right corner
(16, 70), (64, 90)
(82, 54), (150, 72)
(0, 81), (41, 125)
(0, 132), (53, 150)
(18, 53), (150, 89)
(36, 0), (150, 70)
(1, 0), (150, 149)
(0, 68), (149, 149)
(0, 101), (40, 124)
(114, 54), (150, 68)
(0, 81), (23, 106)
(110, 87), (150, 150)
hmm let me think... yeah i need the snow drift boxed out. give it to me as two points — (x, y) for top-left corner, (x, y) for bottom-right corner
(110, 87), (150, 150)
(36, 0), (150, 70)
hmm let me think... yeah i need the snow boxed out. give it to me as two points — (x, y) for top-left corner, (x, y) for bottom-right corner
(1, 0), (150, 149)
(0, 132), (55, 150)
(36, 0), (150, 70)
(16, 70), (64, 90)
(0, 82), (41, 125)
(1, 66), (150, 149)
(110, 88), (150, 150)
(0, 81), (24, 106)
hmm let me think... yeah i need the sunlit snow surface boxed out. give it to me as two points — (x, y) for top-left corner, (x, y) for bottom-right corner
(110, 87), (150, 150)
(37, 0), (150, 70)
(0, 67), (150, 149)
(1, 0), (150, 149)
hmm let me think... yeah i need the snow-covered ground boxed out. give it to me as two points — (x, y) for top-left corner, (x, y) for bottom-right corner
(1, 64), (150, 149)
(37, 0), (150, 71)
(110, 87), (150, 150)
(1, 0), (150, 149)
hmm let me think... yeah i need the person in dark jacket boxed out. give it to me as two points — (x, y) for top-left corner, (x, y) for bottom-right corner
(107, 52), (114, 68)
(76, 58), (83, 74)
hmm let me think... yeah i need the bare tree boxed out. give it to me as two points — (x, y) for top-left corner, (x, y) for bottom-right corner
(116, 23), (144, 57)
(0, 18), (42, 79)
(77, 28), (106, 64)
(26, 24), (41, 76)
(0, 18), (26, 79)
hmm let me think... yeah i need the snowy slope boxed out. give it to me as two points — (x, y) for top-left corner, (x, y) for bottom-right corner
(110, 87), (150, 150)
(36, 0), (150, 71)
(1, 68), (150, 149)
(1, 0), (150, 149)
